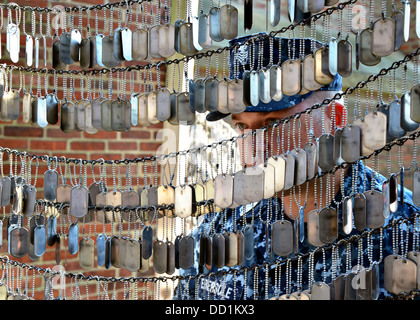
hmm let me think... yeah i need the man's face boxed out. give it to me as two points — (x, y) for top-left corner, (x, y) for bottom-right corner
(231, 91), (342, 165)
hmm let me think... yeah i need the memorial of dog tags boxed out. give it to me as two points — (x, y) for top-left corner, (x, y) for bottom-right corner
(363, 111), (387, 150)
(175, 185), (192, 218)
(372, 17), (396, 57)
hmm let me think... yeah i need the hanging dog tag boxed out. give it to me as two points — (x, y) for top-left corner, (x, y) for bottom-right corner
(60, 102), (75, 133)
(111, 99), (126, 131)
(383, 181), (391, 219)
(204, 78), (219, 112)
(142, 226), (153, 259)
(158, 24), (175, 58)
(365, 190), (384, 229)
(388, 99), (406, 138)
(33, 225), (46, 257)
(212, 233), (225, 268)
(179, 235), (194, 269)
(113, 28), (125, 61)
(328, 38), (338, 76)
(311, 282), (330, 300)
(177, 92), (195, 125)
(303, 54), (323, 92)
(175, 185), (192, 218)
(84, 101), (99, 135)
(314, 47), (334, 85)
(318, 207), (338, 244)
(259, 67), (271, 104)
(121, 27), (133, 61)
(337, 39), (352, 77)
(249, 70), (260, 107)
(166, 241), (175, 274)
(102, 35), (120, 68)
(307, 210), (323, 247)
(272, 220), (294, 256)
(59, 32), (74, 65)
(70, 29), (82, 62)
(132, 28), (148, 61)
(125, 240), (141, 272)
(153, 240), (168, 274)
(358, 28), (381, 66)
(228, 79), (246, 114)
(179, 22), (197, 56)
(79, 38), (91, 69)
(220, 4), (238, 40)
(392, 258), (417, 294)
(283, 154), (295, 190)
(401, 92), (420, 132)
(209, 7), (224, 42)
(270, 64), (283, 101)
(244, 224), (254, 260)
(22, 93), (32, 124)
(9, 226), (28, 258)
(304, 142), (318, 180)
(225, 232), (238, 267)
(148, 25), (160, 59)
(233, 170), (248, 205)
(343, 197), (353, 235)
(44, 169), (58, 202)
(259, 163), (275, 199)
(392, 8), (404, 51)
(6, 89), (20, 121)
(46, 93), (59, 125)
(389, 173), (399, 213)
(341, 124), (361, 163)
(318, 133), (336, 172)
(411, 84), (420, 123)
(243, 166), (264, 203)
(281, 60), (301, 96)
(79, 237), (95, 270)
(267, 156), (285, 192)
(96, 233), (106, 267)
(217, 79), (229, 114)
(291, 148), (307, 186)
(36, 97), (48, 128)
(26, 35), (33, 66)
(372, 18), (396, 57)
(7, 23), (20, 63)
(236, 230), (245, 265)
(353, 193), (367, 231)
(68, 222), (79, 255)
(69, 185), (89, 218)
(413, 169), (420, 207)
(75, 100), (88, 132)
(22, 185), (36, 217)
(214, 174), (234, 208)
(363, 111), (387, 150)
(198, 13), (212, 49)
(88, 36), (98, 68)
(192, 79), (205, 113)
(47, 215), (57, 247)
(97, 99), (111, 131)
(408, 251), (420, 289)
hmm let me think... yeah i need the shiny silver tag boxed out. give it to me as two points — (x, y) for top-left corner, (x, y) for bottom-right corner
(342, 197), (353, 235)
(198, 13), (212, 49)
(243, 166), (265, 203)
(302, 54), (323, 92)
(401, 92), (420, 131)
(388, 99), (406, 139)
(60, 102), (75, 133)
(36, 97), (48, 128)
(102, 35), (120, 68)
(209, 7), (224, 41)
(410, 84), (420, 123)
(179, 235), (194, 269)
(307, 210), (323, 247)
(153, 240), (168, 274)
(318, 133), (336, 172)
(217, 79), (229, 114)
(267, 156), (286, 192)
(26, 35), (33, 66)
(148, 25), (161, 59)
(362, 111), (387, 151)
(283, 153), (295, 191)
(259, 67), (271, 104)
(68, 222), (79, 255)
(358, 28), (381, 66)
(204, 78), (219, 112)
(365, 190), (384, 229)
(318, 207), (338, 244)
(220, 4), (238, 40)
(281, 60), (301, 96)
(69, 185), (89, 218)
(270, 64), (283, 101)
(121, 27), (133, 61)
(341, 124), (361, 163)
(179, 22), (197, 56)
(272, 220), (294, 256)
(328, 37), (338, 75)
(212, 233), (225, 268)
(337, 39), (352, 77)
(304, 142), (318, 180)
(132, 28), (148, 61)
(372, 18), (396, 57)
(70, 29), (82, 62)
(214, 174), (234, 208)
(227, 79), (246, 114)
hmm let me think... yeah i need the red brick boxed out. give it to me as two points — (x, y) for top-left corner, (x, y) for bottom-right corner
(83, 131), (117, 139)
(30, 140), (67, 151)
(121, 130), (151, 140)
(70, 141), (105, 151)
(47, 128), (82, 139)
(0, 138), (28, 149)
(4, 126), (44, 137)
(139, 142), (163, 152)
(108, 141), (138, 151)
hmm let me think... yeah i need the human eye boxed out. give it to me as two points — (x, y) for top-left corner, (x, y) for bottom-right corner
(234, 122), (248, 131)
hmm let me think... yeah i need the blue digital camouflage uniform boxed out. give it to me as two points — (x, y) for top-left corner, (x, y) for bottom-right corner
(174, 160), (420, 300)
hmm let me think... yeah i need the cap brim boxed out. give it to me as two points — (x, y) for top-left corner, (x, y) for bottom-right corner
(206, 111), (231, 122)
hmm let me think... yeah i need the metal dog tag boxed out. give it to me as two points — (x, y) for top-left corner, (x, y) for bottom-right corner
(341, 124), (361, 163)
(303, 54), (323, 91)
(259, 67), (271, 104)
(308, 0), (324, 12)
(79, 237), (95, 269)
(392, 8), (404, 51)
(47, 215), (57, 247)
(125, 240), (141, 272)
(228, 79), (246, 114)
(36, 97), (48, 128)
(46, 93), (59, 125)
(318, 207), (338, 244)
(204, 78), (219, 112)
(353, 192), (367, 231)
(113, 28), (125, 61)
(177, 92), (195, 125)
(388, 99), (406, 139)
(175, 185), (192, 218)
(314, 47), (335, 85)
(281, 60), (301, 96)
(307, 210), (323, 247)
(7, 23), (20, 63)
(198, 13), (212, 49)
(217, 79), (229, 114)
(132, 28), (148, 61)
(270, 64), (283, 101)
(225, 232), (238, 267)
(220, 4), (238, 40)
(33, 225), (46, 257)
(363, 111), (387, 150)
(75, 100), (89, 132)
(148, 25), (160, 59)
(179, 22), (197, 56)
(243, 166), (264, 203)
(22, 185), (36, 217)
(60, 102), (75, 133)
(192, 79), (206, 113)
(214, 174), (234, 208)
(142, 226), (153, 260)
(212, 233), (225, 268)
(249, 70), (260, 107)
(9, 226), (28, 258)
(272, 220), (294, 256)
(389, 173), (399, 213)
(267, 156), (286, 192)
(158, 24), (175, 58)
(342, 197), (353, 235)
(44, 169), (59, 201)
(101, 99), (113, 131)
(372, 18), (396, 57)
(22, 93), (33, 124)
(95, 34), (105, 67)
(59, 32), (74, 65)
(69, 185), (89, 218)
(318, 133), (336, 172)
(311, 282), (330, 300)
(391, 258), (417, 294)
(233, 170), (248, 206)
(179, 235), (194, 269)
(413, 169), (420, 207)
(401, 92), (420, 132)
(358, 28), (381, 67)
(259, 162), (275, 199)
(291, 148), (307, 186)
(304, 142), (318, 180)
(328, 37), (338, 75)
(337, 39), (352, 77)
(70, 29), (82, 62)
(153, 240), (168, 274)
(96, 233), (106, 267)
(111, 99), (126, 131)
(68, 222), (79, 255)
(79, 38), (91, 69)
(365, 190), (384, 229)
(411, 84), (420, 123)
(209, 7), (224, 42)
(121, 27), (133, 61)
(102, 35), (120, 68)
(244, 224), (254, 260)
(283, 153), (295, 190)
(26, 35), (33, 66)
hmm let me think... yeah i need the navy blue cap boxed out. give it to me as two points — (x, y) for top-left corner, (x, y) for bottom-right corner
(205, 33), (342, 121)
